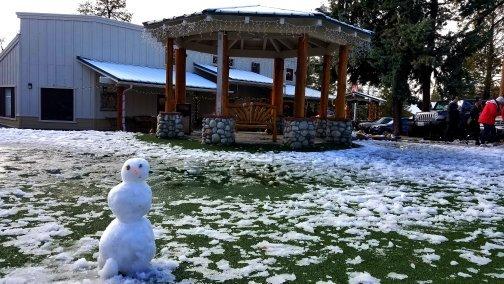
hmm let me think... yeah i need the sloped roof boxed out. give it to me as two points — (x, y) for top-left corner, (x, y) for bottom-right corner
(346, 91), (385, 103)
(144, 5), (373, 58)
(195, 62), (323, 99)
(204, 5), (320, 17)
(194, 63), (273, 86)
(77, 57), (216, 91)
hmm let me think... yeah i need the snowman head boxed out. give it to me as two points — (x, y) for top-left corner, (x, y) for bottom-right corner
(121, 158), (150, 183)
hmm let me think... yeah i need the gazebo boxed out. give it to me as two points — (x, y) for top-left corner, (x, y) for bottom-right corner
(144, 5), (372, 148)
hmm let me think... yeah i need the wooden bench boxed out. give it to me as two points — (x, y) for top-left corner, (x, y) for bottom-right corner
(228, 102), (276, 132)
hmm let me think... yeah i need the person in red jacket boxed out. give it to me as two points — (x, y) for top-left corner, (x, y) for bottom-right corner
(479, 96), (504, 144)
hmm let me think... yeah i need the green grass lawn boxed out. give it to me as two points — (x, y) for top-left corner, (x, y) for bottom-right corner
(0, 130), (503, 283)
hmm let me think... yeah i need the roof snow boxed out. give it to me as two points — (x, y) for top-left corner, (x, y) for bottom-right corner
(79, 57), (324, 99)
(205, 5), (319, 17)
(77, 57), (217, 91)
(194, 63), (274, 85)
(284, 84), (324, 99)
(195, 63), (323, 99)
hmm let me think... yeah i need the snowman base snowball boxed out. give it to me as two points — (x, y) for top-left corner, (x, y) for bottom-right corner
(98, 158), (156, 278)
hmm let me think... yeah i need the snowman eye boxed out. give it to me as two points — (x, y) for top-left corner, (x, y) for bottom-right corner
(126, 165), (131, 170)
(139, 164), (143, 168)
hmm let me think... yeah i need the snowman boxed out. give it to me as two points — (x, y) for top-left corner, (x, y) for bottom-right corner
(98, 158), (156, 279)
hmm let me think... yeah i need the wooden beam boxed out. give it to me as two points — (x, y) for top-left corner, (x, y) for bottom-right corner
(263, 38), (268, 50)
(309, 37), (329, 49)
(116, 86), (125, 130)
(216, 31), (230, 116)
(319, 54), (332, 119)
(165, 38), (175, 112)
(270, 38), (281, 52)
(229, 39), (239, 50)
(175, 47), (186, 104)
(277, 38), (294, 50)
(294, 34), (308, 118)
(335, 45), (349, 119)
(273, 58), (285, 116)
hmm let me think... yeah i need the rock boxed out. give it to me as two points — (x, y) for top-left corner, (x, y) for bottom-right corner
(299, 121), (308, 130)
(211, 133), (220, 143)
(209, 120), (217, 128)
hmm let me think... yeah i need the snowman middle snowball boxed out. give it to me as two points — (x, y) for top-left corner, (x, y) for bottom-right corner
(98, 158), (156, 278)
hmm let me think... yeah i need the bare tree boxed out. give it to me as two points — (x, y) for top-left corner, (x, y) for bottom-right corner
(0, 37), (5, 51)
(78, 0), (132, 22)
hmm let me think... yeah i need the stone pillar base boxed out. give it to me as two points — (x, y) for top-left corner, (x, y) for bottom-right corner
(315, 119), (328, 138)
(283, 118), (316, 150)
(156, 112), (184, 138)
(325, 119), (353, 146)
(202, 116), (235, 145)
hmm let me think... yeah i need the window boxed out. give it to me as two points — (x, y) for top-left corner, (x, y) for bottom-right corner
(212, 56), (234, 67)
(0, 87), (15, 118)
(41, 88), (74, 121)
(100, 89), (117, 111)
(286, 68), (294, 81)
(251, 62), (260, 74)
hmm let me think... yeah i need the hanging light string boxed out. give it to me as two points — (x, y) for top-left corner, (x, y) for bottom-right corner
(142, 17), (371, 54)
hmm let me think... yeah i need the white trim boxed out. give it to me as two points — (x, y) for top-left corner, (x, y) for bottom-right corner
(38, 86), (76, 123)
(0, 34), (20, 62)
(16, 12), (142, 31)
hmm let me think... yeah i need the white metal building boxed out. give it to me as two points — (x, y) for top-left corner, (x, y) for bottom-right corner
(0, 12), (313, 130)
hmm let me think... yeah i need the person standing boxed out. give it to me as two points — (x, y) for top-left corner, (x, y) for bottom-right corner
(479, 96), (504, 144)
(445, 97), (460, 141)
(468, 100), (483, 145)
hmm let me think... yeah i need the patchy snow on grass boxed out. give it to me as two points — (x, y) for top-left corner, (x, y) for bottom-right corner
(387, 272), (408, 280)
(0, 128), (503, 282)
(457, 250), (492, 266)
(266, 273), (296, 284)
(252, 241), (306, 257)
(348, 272), (380, 284)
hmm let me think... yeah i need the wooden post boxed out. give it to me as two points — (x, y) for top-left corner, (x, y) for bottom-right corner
(294, 34), (308, 118)
(319, 54), (332, 119)
(216, 32), (229, 116)
(175, 47), (186, 104)
(116, 85), (125, 131)
(272, 58), (285, 116)
(271, 58), (284, 143)
(165, 38), (175, 112)
(335, 45), (349, 119)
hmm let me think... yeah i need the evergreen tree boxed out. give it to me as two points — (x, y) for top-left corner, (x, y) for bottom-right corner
(78, 0), (132, 22)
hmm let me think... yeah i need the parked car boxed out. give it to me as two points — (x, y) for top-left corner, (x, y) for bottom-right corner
(369, 117), (412, 135)
(481, 116), (504, 139)
(358, 117), (393, 133)
(412, 99), (475, 139)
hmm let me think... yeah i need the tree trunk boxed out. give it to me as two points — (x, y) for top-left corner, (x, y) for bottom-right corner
(482, 14), (495, 100)
(391, 56), (412, 136)
(421, 0), (438, 111)
(500, 57), (504, 97)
